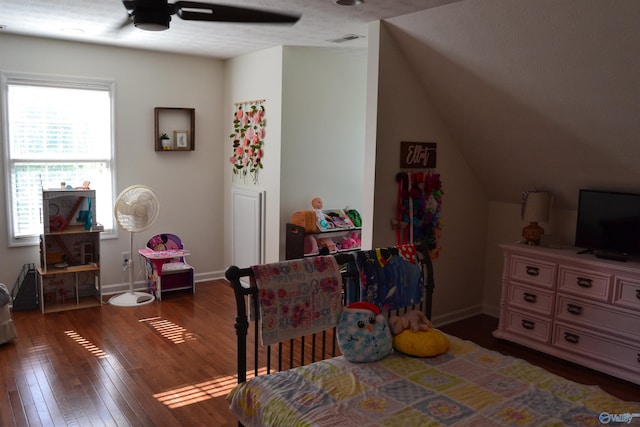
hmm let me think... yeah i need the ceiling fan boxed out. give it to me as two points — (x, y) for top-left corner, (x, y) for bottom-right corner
(121, 0), (301, 31)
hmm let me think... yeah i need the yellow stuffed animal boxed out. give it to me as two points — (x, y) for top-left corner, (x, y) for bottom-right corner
(388, 310), (449, 357)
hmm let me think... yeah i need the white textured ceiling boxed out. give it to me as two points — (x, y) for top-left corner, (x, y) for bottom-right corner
(0, 0), (459, 59)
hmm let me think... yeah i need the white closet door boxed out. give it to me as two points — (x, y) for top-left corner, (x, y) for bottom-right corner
(231, 187), (265, 276)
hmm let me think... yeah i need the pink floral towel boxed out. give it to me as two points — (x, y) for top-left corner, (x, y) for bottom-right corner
(251, 256), (343, 346)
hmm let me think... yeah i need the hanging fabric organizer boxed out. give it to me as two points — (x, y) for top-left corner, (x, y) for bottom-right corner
(395, 171), (443, 260)
(229, 99), (266, 184)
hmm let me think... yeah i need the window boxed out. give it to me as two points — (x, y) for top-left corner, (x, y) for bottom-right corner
(2, 73), (115, 246)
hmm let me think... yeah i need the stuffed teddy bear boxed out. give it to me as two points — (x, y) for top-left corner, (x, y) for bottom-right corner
(340, 236), (356, 250)
(388, 310), (449, 357)
(388, 309), (432, 335)
(350, 231), (361, 248)
(337, 302), (392, 363)
(317, 237), (337, 253)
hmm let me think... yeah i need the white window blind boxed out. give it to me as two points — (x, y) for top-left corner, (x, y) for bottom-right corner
(2, 73), (115, 246)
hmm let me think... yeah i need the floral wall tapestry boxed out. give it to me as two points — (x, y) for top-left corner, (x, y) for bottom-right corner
(229, 99), (266, 184)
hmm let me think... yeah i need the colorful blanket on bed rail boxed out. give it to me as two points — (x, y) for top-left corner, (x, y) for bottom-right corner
(228, 334), (639, 426)
(251, 256), (343, 346)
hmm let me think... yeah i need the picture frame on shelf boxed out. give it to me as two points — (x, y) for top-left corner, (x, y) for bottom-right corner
(174, 130), (191, 150)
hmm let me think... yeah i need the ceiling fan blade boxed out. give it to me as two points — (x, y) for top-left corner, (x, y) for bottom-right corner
(172, 2), (300, 24)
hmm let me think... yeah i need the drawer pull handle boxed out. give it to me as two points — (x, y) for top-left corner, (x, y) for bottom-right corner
(636, 289), (640, 300)
(567, 304), (583, 315)
(564, 332), (580, 344)
(523, 293), (537, 303)
(637, 353), (640, 364)
(521, 319), (535, 330)
(576, 277), (592, 288)
(525, 266), (540, 276)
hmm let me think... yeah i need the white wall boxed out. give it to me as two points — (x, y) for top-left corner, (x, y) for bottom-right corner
(1, 36), (370, 294)
(373, 15), (589, 323)
(361, 22), (382, 251)
(224, 46), (367, 263)
(0, 30), (583, 324)
(482, 201), (578, 316)
(372, 23), (489, 324)
(280, 47), (367, 258)
(223, 46), (284, 265)
(0, 34), (226, 292)
(385, 0), (640, 210)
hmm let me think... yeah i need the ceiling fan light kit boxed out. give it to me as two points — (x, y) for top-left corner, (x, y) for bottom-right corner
(336, 0), (364, 5)
(133, 6), (171, 31)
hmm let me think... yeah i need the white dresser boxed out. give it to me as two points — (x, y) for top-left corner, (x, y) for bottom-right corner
(494, 243), (640, 385)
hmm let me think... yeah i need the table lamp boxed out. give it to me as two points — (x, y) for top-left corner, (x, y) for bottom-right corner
(521, 191), (552, 245)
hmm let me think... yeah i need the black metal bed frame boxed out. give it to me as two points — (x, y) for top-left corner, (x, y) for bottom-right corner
(224, 247), (435, 390)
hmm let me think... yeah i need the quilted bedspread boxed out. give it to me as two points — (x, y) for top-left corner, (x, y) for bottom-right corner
(228, 334), (639, 426)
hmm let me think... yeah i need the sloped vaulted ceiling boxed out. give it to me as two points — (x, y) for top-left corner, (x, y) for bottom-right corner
(385, 0), (640, 209)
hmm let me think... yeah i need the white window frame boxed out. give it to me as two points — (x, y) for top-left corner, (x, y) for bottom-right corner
(1, 72), (117, 247)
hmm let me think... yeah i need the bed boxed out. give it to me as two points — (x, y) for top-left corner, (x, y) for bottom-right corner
(225, 251), (639, 427)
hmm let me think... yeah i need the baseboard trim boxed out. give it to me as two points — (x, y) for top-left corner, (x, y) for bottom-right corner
(433, 304), (484, 327)
(101, 270), (226, 296)
(482, 303), (500, 318)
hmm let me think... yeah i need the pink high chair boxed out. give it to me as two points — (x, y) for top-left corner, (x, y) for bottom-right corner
(141, 233), (194, 300)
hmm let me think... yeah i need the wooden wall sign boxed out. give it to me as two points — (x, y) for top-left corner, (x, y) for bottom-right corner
(400, 141), (437, 169)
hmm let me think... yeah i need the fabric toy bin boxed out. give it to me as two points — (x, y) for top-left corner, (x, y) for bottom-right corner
(0, 283), (17, 344)
(157, 264), (194, 294)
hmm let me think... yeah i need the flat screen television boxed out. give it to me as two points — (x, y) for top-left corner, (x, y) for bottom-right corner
(575, 189), (640, 261)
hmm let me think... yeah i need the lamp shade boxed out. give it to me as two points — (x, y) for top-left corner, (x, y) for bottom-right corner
(522, 191), (552, 223)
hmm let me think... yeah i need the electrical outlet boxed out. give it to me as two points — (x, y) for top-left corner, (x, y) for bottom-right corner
(121, 252), (130, 270)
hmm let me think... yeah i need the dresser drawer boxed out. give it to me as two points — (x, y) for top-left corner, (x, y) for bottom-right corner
(555, 294), (640, 342)
(614, 276), (640, 311)
(557, 266), (612, 302)
(504, 309), (551, 343)
(508, 283), (555, 316)
(553, 323), (640, 375)
(510, 255), (556, 289)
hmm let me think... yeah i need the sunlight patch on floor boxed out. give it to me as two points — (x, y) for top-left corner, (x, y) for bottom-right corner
(138, 316), (197, 344)
(153, 378), (233, 408)
(153, 367), (270, 408)
(64, 330), (108, 359)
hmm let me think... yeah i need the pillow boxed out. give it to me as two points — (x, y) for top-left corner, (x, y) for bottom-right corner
(392, 328), (449, 357)
(337, 302), (392, 363)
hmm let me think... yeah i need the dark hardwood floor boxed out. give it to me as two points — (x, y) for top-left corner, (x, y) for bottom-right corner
(1, 281), (240, 427)
(1, 280), (638, 426)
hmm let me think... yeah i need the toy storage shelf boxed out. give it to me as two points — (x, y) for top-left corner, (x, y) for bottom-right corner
(285, 223), (361, 260)
(37, 189), (102, 314)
